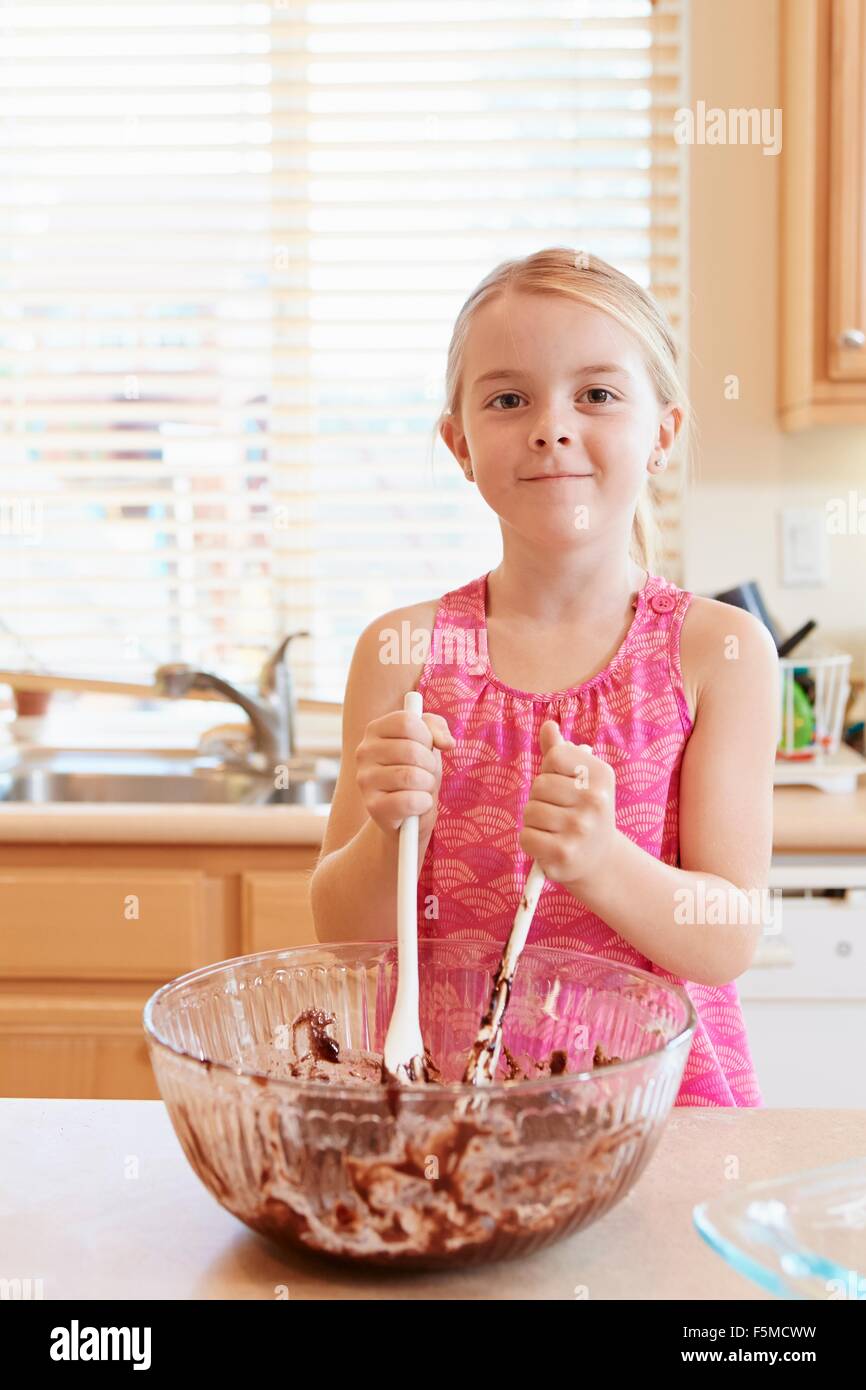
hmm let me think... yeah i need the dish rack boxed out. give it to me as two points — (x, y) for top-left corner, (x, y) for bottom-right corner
(778, 653), (851, 759)
(774, 651), (866, 791)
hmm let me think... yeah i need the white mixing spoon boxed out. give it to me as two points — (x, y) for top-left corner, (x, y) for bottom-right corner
(382, 689), (432, 1084)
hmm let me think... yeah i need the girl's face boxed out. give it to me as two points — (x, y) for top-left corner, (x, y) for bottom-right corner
(442, 290), (679, 552)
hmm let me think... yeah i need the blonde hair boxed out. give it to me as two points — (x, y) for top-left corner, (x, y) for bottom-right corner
(431, 246), (692, 576)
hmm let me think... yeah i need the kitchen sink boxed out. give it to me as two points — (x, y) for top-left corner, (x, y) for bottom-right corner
(0, 750), (338, 806)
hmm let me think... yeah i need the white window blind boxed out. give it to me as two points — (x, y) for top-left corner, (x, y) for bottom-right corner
(1, 0), (689, 703)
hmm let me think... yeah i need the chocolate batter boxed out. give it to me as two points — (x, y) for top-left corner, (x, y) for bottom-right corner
(170, 1007), (646, 1269)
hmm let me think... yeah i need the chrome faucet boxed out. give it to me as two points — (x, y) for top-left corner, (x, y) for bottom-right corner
(154, 631), (310, 772)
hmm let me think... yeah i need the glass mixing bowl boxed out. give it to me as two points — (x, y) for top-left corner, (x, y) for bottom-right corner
(143, 939), (696, 1270)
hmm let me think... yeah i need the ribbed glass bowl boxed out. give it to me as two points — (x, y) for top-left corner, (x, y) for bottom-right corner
(143, 939), (696, 1270)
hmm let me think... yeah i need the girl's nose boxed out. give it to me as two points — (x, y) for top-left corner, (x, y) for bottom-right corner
(531, 428), (574, 447)
(529, 404), (575, 448)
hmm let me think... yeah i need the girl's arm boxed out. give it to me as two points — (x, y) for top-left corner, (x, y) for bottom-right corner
(523, 602), (780, 987)
(309, 601), (434, 944)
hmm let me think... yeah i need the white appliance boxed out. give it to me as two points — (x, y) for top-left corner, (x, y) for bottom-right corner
(737, 854), (866, 1107)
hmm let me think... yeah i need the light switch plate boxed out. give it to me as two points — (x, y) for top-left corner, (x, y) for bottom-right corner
(779, 508), (828, 586)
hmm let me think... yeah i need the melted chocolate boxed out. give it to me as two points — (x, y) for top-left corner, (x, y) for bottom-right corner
(291, 1008), (341, 1064)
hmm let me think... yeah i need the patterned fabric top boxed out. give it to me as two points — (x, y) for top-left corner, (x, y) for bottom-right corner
(414, 569), (763, 1108)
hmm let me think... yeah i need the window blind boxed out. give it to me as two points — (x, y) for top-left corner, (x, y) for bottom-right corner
(1, 0), (689, 703)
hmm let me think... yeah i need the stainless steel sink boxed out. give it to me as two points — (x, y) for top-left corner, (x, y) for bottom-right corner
(0, 750), (338, 807)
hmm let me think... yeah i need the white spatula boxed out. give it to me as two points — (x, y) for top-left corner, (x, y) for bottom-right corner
(382, 689), (432, 1084)
(462, 858), (547, 1087)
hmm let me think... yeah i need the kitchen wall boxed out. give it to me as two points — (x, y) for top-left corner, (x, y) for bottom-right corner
(685, 0), (866, 683)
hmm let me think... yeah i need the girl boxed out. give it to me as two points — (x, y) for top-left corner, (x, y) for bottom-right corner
(311, 247), (779, 1108)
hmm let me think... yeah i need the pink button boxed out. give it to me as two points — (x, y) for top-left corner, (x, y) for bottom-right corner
(650, 591), (676, 614)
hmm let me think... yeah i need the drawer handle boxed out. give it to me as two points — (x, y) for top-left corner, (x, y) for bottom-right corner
(839, 328), (865, 349)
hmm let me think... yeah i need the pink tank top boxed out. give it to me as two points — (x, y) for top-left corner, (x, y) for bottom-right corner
(415, 569), (763, 1108)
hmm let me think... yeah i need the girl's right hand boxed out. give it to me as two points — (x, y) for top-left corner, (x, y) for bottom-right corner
(355, 704), (456, 838)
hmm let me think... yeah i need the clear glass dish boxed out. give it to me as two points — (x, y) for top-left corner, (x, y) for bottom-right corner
(143, 939), (696, 1270)
(693, 1156), (866, 1300)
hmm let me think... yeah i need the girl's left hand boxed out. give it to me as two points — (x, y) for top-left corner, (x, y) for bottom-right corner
(519, 720), (618, 886)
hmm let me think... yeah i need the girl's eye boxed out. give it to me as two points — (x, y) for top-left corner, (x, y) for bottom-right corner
(487, 387), (618, 409)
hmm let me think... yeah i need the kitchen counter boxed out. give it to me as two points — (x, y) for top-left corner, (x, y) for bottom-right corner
(0, 700), (340, 844)
(3, 1099), (862, 1300)
(0, 800), (331, 845)
(1, 695), (865, 847)
(1, 782), (865, 851)
(773, 784), (866, 853)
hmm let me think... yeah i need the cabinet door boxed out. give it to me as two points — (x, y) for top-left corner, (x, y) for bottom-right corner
(737, 898), (866, 1000)
(0, 868), (225, 979)
(740, 1000), (866, 1106)
(737, 897), (866, 1105)
(828, 0), (866, 381)
(780, 0), (866, 424)
(0, 985), (159, 1099)
(241, 870), (317, 954)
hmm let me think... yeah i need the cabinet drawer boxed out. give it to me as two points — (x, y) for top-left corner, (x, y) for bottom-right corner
(738, 898), (866, 1000)
(741, 1001), (866, 1107)
(0, 868), (222, 979)
(241, 870), (317, 954)
(0, 983), (158, 1098)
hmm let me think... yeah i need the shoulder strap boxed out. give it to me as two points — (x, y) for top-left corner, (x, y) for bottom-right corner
(419, 573), (488, 682)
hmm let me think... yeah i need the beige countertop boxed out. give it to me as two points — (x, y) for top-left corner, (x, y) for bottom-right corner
(3, 1099), (862, 1300)
(1, 699), (865, 849)
(0, 800), (331, 845)
(0, 701), (341, 844)
(772, 784), (866, 853)
(1, 778), (865, 853)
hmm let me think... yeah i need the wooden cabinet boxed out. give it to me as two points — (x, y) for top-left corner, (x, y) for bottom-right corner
(780, 0), (866, 427)
(0, 868), (219, 979)
(0, 844), (320, 1100)
(241, 870), (316, 953)
(0, 982), (157, 1100)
